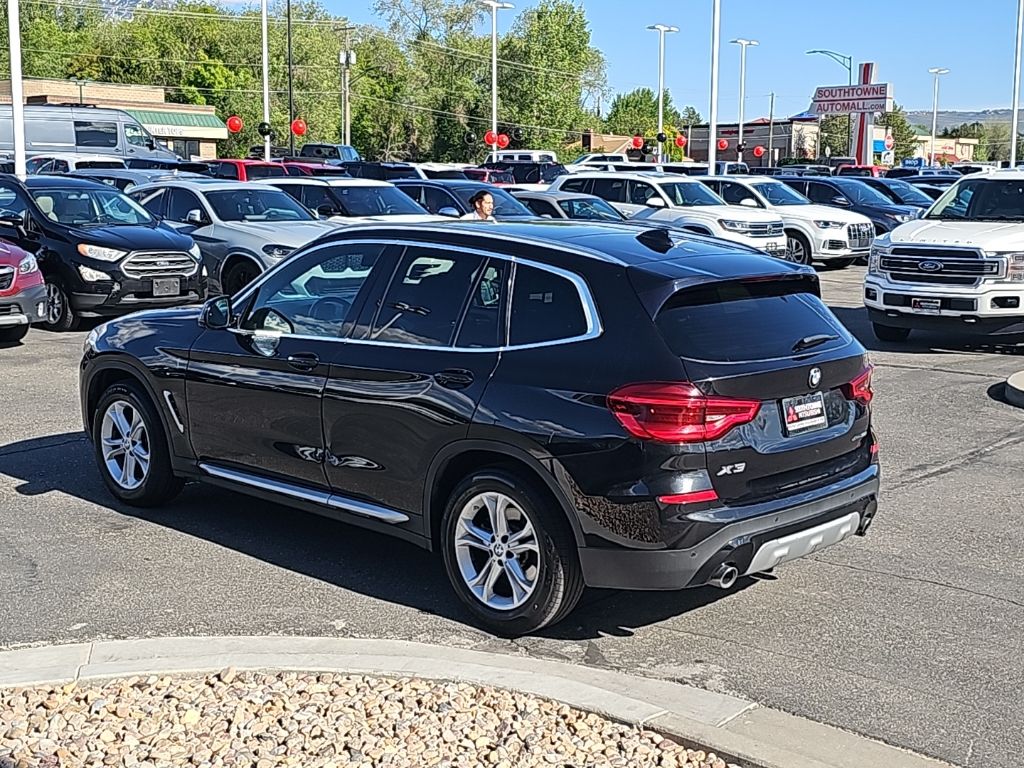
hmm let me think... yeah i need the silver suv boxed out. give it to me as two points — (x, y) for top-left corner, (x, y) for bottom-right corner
(130, 179), (337, 293)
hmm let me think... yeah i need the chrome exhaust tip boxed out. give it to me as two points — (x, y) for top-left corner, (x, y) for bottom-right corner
(708, 564), (739, 590)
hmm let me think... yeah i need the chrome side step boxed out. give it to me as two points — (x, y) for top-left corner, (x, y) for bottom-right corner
(199, 463), (409, 524)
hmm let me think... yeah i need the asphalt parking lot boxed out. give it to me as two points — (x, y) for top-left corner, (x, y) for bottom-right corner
(1, 265), (1022, 768)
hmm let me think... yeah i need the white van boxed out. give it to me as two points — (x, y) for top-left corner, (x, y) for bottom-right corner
(0, 104), (178, 162)
(484, 149), (558, 164)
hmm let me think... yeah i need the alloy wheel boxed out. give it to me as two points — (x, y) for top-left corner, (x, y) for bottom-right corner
(786, 236), (809, 264)
(99, 400), (151, 491)
(453, 491), (541, 611)
(46, 282), (65, 325)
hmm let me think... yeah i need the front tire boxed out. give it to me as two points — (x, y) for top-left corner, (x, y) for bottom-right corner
(785, 231), (812, 265)
(0, 324), (29, 343)
(872, 322), (911, 342)
(441, 469), (584, 636)
(222, 260), (262, 295)
(42, 279), (80, 332)
(92, 382), (184, 507)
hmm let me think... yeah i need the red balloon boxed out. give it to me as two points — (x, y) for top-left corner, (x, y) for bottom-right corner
(484, 130), (497, 146)
(226, 115), (243, 134)
(675, 135), (687, 148)
(717, 138), (728, 151)
(290, 118), (307, 137)
(632, 135), (644, 149)
(497, 133), (510, 149)
(753, 145), (766, 158)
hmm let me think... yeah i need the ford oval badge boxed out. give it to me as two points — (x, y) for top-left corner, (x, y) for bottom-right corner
(919, 260), (943, 272)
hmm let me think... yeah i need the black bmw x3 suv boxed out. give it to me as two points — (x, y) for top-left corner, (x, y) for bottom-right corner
(80, 221), (880, 635)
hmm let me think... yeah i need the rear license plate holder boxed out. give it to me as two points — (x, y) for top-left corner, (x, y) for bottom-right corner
(152, 277), (180, 297)
(911, 297), (941, 314)
(782, 391), (827, 435)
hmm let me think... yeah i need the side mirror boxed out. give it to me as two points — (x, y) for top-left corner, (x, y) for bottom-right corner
(739, 198), (758, 207)
(0, 211), (27, 236)
(645, 197), (667, 209)
(316, 204), (340, 218)
(185, 209), (205, 226)
(831, 195), (851, 206)
(438, 206), (461, 218)
(199, 295), (232, 330)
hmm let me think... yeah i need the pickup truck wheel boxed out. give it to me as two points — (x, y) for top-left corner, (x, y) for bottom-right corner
(872, 322), (911, 342)
(0, 324), (29, 343)
(785, 231), (812, 264)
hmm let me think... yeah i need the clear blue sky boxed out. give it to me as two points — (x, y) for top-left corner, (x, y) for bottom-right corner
(329, 0), (1021, 121)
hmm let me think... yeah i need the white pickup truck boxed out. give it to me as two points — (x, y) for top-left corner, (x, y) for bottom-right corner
(864, 169), (1024, 342)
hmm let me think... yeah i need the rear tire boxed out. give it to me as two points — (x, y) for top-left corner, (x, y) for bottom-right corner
(872, 322), (911, 342)
(42, 279), (80, 332)
(440, 469), (584, 636)
(0, 324), (29, 343)
(92, 382), (184, 507)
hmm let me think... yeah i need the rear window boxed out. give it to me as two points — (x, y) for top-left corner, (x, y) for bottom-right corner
(246, 164), (287, 179)
(655, 279), (848, 363)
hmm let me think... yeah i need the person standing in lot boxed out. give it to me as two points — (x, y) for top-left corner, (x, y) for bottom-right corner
(462, 190), (496, 220)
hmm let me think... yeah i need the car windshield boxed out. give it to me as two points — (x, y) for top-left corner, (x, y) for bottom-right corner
(245, 164), (288, 179)
(558, 197), (624, 221)
(927, 178), (1024, 221)
(30, 187), (153, 226)
(876, 180), (933, 205)
(750, 182), (809, 206)
(206, 189), (314, 222)
(833, 180), (894, 206)
(329, 185), (426, 216)
(659, 181), (725, 207)
(451, 186), (534, 217)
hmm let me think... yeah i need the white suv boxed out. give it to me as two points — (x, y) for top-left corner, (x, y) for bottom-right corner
(550, 171), (787, 256)
(865, 169), (1024, 342)
(699, 176), (875, 268)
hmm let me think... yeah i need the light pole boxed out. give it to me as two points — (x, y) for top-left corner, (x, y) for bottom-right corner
(480, 1), (514, 154)
(261, 0), (270, 161)
(286, 0), (295, 155)
(806, 49), (853, 155)
(730, 38), (758, 164)
(707, 0), (721, 172)
(1012, 0), (1024, 166)
(69, 76), (90, 104)
(928, 67), (949, 167)
(647, 24), (678, 162)
(8, 0), (26, 177)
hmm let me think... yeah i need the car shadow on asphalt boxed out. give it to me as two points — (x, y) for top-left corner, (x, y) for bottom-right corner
(828, 305), (1024, 356)
(0, 433), (743, 639)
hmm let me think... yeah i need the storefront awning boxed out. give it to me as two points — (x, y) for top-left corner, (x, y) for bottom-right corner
(124, 109), (228, 141)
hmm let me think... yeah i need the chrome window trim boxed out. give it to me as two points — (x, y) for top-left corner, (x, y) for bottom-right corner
(228, 235), (604, 353)
(199, 462), (409, 523)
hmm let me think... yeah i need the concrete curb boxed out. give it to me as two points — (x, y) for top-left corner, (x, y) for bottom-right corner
(1005, 371), (1024, 409)
(0, 636), (953, 768)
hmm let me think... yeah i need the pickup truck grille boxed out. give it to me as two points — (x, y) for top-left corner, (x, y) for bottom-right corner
(121, 251), (198, 279)
(0, 267), (13, 291)
(880, 247), (1002, 286)
(846, 223), (874, 250)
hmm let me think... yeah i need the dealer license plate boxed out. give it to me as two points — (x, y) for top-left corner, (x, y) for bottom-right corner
(911, 297), (941, 314)
(152, 278), (180, 297)
(781, 392), (828, 435)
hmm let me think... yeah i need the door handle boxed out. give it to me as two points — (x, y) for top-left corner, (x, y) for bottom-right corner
(433, 368), (474, 389)
(286, 353), (320, 372)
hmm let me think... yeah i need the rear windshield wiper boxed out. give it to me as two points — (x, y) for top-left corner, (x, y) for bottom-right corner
(792, 333), (839, 352)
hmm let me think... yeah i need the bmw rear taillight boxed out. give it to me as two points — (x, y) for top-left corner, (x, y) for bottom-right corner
(842, 366), (874, 406)
(608, 383), (761, 443)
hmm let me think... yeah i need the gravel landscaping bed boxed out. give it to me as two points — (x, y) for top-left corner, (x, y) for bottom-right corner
(0, 670), (741, 767)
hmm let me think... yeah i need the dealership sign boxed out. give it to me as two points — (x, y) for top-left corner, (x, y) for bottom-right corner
(811, 83), (894, 115)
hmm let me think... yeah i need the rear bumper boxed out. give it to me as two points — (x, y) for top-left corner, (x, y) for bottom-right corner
(578, 465), (879, 591)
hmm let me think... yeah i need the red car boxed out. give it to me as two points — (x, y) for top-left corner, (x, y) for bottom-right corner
(0, 238), (46, 343)
(207, 159), (289, 182)
(835, 164), (887, 178)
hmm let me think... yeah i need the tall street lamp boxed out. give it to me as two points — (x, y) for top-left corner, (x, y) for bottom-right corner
(8, 0), (26, 177)
(806, 48), (853, 155)
(730, 38), (758, 164)
(647, 24), (678, 162)
(261, 0), (270, 161)
(928, 67), (950, 167)
(480, 1), (514, 153)
(286, 0), (295, 155)
(707, 0), (722, 171)
(1012, 0), (1024, 166)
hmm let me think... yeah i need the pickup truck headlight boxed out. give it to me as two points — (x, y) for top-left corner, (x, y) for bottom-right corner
(813, 220), (845, 229)
(868, 241), (890, 274)
(18, 254), (38, 275)
(262, 244), (295, 259)
(718, 219), (752, 233)
(998, 252), (1024, 282)
(77, 244), (128, 262)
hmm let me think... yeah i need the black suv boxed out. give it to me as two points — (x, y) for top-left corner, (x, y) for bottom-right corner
(80, 221), (879, 634)
(0, 175), (203, 330)
(776, 176), (919, 234)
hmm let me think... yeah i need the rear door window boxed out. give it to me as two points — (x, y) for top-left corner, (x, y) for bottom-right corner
(509, 264), (588, 346)
(590, 178), (627, 203)
(133, 188), (167, 218)
(422, 187), (459, 214)
(558, 177), (590, 194)
(456, 260), (509, 348)
(805, 182), (839, 204)
(166, 188), (205, 223)
(655, 280), (849, 363)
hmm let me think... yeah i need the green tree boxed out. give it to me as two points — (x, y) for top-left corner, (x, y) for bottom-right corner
(604, 87), (681, 137)
(819, 114), (850, 158)
(878, 105), (918, 161)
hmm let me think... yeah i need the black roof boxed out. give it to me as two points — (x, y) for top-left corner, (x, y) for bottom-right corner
(16, 175), (111, 190)
(392, 178), (492, 191)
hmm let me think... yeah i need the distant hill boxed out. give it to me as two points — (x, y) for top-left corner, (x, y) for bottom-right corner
(905, 109), (1017, 130)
